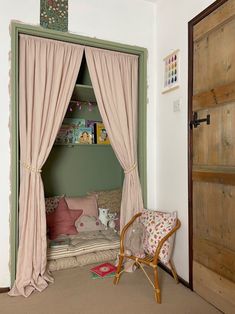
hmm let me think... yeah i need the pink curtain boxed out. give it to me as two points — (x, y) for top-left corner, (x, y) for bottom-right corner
(85, 47), (144, 231)
(9, 35), (84, 297)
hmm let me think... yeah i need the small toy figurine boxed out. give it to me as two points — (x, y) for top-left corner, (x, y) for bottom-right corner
(107, 212), (118, 232)
(98, 208), (110, 228)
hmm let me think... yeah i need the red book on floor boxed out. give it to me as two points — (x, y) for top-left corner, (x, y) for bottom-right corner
(90, 263), (117, 278)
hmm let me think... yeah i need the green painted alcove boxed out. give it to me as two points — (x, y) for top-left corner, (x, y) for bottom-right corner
(42, 59), (124, 197)
(43, 145), (123, 197)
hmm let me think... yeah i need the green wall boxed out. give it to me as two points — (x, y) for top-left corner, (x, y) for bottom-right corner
(42, 145), (123, 197)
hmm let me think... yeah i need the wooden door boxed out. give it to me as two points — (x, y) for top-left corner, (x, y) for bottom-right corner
(191, 1), (235, 312)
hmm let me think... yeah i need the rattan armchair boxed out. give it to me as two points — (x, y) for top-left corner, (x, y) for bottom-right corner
(113, 212), (181, 303)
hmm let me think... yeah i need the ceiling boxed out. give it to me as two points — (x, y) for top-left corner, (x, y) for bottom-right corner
(143, 0), (158, 3)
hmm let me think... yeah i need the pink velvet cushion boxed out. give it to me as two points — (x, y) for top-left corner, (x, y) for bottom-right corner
(46, 197), (83, 240)
(140, 209), (177, 264)
(69, 209), (84, 222)
(65, 195), (98, 218)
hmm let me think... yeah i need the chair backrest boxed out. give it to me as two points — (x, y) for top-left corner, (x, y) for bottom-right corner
(140, 209), (180, 264)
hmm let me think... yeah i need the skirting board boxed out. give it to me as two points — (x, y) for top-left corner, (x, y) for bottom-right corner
(0, 287), (10, 293)
(158, 262), (190, 289)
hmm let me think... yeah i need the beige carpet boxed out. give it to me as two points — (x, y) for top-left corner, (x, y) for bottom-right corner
(0, 265), (221, 314)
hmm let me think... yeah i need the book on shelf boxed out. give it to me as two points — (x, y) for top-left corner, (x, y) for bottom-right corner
(55, 124), (74, 145)
(94, 122), (110, 145)
(86, 120), (102, 128)
(64, 118), (86, 144)
(74, 127), (93, 144)
(90, 262), (117, 278)
(63, 118), (86, 128)
(49, 238), (71, 248)
(86, 120), (102, 144)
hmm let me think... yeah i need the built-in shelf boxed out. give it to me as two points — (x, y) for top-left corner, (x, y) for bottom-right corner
(54, 143), (111, 147)
(71, 84), (96, 102)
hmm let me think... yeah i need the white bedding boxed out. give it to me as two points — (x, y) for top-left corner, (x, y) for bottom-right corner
(47, 249), (119, 271)
(47, 229), (120, 260)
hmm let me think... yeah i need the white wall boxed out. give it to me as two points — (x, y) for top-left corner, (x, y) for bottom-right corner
(155, 0), (215, 281)
(0, 0), (40, 288)
(0, 0), (156, 287)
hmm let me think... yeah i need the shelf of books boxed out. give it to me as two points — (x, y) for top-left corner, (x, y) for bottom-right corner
(54, 79), (113, 147)
(54, 143), (111, 147)
(54, 118), (111, 146)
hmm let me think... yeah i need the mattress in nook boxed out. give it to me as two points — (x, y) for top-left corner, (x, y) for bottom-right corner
(47, 229), (120, 260)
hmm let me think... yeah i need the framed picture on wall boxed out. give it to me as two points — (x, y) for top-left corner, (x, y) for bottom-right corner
(162, 49), (179, 93)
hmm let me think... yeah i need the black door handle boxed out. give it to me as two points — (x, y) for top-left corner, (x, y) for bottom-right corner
(190, 112), (210, 129)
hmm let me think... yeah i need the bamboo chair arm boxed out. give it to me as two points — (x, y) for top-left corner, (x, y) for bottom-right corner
(119, 212), (142, 254)
(153, 219), (181, 263)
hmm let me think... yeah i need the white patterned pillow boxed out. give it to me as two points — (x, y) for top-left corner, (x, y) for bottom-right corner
(140, 209), (177, 264)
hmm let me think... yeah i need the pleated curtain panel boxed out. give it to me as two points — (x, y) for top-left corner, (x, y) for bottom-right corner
(9, 35), (84, 297)
(10, 37), (143, 297)
(85, 47), (144, 230)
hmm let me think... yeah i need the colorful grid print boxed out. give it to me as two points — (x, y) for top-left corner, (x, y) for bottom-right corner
(164, 51), (179, 90)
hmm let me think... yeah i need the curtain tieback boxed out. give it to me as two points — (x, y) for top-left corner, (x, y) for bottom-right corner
(20, 161), (42, 174)
(124, 163), (137, 174)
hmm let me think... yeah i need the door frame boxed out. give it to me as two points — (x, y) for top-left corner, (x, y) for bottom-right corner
(10, 22), (148, 286)
(188, 0), (228, 290)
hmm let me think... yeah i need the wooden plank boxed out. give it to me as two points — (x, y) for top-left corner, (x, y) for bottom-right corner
(193, 261), (235, 314)
(193, 182), (235, 252)
(193, 80), (235, 111)
(193, 170), (235, 185)
(221, 102), (235, 166)
(193, 16), (235, 94)
(193, 104), (235, 166)
(194, 0), (235, 41)
(194, 238), (235, 282)
(193, 107), (221, 165)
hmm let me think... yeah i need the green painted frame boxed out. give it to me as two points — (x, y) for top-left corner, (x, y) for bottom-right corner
(10, 22), (147, 286)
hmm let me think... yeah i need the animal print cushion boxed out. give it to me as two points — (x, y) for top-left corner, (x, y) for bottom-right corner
(45, 195), (64, 213)
(140, 209), (177, 264)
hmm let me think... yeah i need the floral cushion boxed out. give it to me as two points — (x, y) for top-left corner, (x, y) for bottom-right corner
(87, 188), (122, 213)
(140, 209), (177, 264)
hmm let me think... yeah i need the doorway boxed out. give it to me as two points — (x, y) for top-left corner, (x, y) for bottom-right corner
(10, 22), (147, 286)
(188, 0), (235, 312)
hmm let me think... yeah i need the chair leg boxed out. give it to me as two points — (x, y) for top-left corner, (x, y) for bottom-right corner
(153, 266), (161, 303)
(113, 254), (124, 285)
(168, 260), (179, 284)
